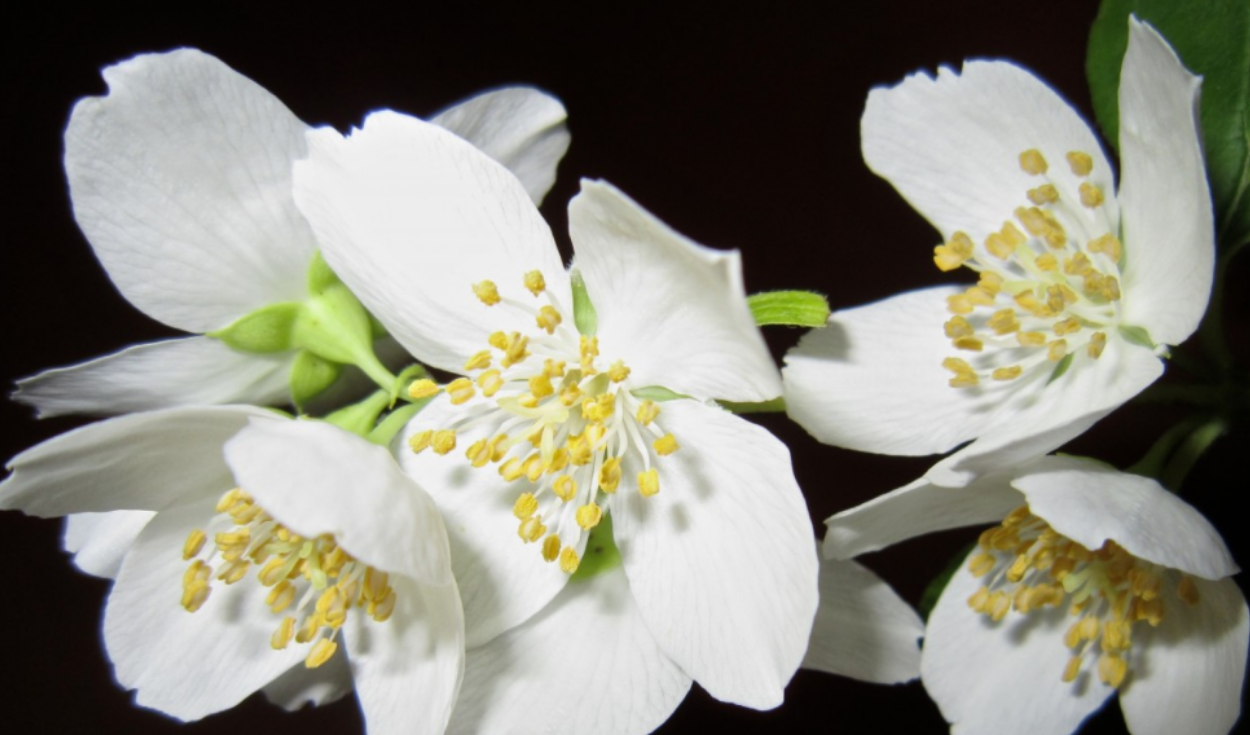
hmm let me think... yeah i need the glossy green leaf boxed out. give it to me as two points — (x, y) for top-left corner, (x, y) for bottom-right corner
(207, 302), (301, 354)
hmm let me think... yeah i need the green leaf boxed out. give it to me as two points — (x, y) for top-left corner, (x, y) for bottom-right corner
(207, 302), (302, 353)
(747, 290), (831, 328)
(289, 351), (343, 410)
(1088, 0), (1250, 250)
(570, 269), (598, 336)
(1117, 324), (1156, 349)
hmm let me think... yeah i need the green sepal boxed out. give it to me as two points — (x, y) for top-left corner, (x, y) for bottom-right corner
(1046, 353), (1074, 384)
(570, 512), (622, 582)
(919, 543), (975, 621)
(208, 302), (302, 353)
(747, 290), (831, 328)
(367, 402), (426, 447)
(292, 280), (396, 394)
(289, 351), (343, 410)
(717, 397), (787, 414)
(307, 250), (340, 293)
(570, 269), (598, 336)
(1118, 324), (1156, 349)
(630, 385), (690, 402)
(324, 389), (392, 438)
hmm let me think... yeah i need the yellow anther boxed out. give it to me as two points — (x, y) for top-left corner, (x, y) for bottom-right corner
(575, 503), (603, 530)
(447, 377), (476, 405)
(987, 591), (1011, 621)
(581, 393), (615, 422)
(258, 557), (288, 587)
(1102, 620), (1132, 653)
(553, 475), (577, 501)
(1019, 148), (1048, 175)
(1178, 575), (1201, 606)
(968, 552), (996, 577)
(985, 222), (1027, 259)
(267, 580), (296, 613)
(992, 366), (1023, 381)
(946, 293), (974, 315)
(542, 534), (562, 562)
(566, 433), (593, 466)
(523, 454), (544, 483)
(536, 305), (562, 334)
(559, 546), (580, 574)
(987, 309), (1019, 335)
(518, 515), (546, 543)
(409, 430), (433, 454)
(464, 350), (492, 371)
(1101, 276), (1121, 302)
(580, 335), (599, 374)
(295, 614), (321, 644)
(370, 589), (396, 622)
(1027, 184), (1060, 205)
(967, 586), (990, 612)
(953, 337), (984, 352)
(1035, 252), (1058, 271)
(933, 231), (975, 272)
(529, 373), (554, 400)
(560, 382), (583, 407)
(1079, 182), (1105, 208)
(607, 360), (631, 383)
(1066, 151), (1093, 177)
(941, 357), (979, 388)
(584, 423), (607, 450)
(1065, 253), (1094, 276)
(653, 434), (680, 456)
(1014, 290), (1051, 318)
(543, 359), (566, 378)
(1047, 340), (1068, 361)
(488, 331), (509, 350)
(466, 438), (492, 468)
(271, 616), (296, 650)
(1097, 653), (1127, 688)
(524, 270), (547, 296)
(181, 580), (211, 612)
(363, 568), (389, 602)
(182, 529), (206, 560)
(599, 457), (623, 493)
(473, 280), (501, 306)
(1062, 656), (1082, 683)
(546, 448), (569, 474)
(1054, 317), (1081, 336)
(306, 638), (338, 669)
(477, 369), (504, 397)
(1006, 554), (1031, 583)
(408, 378), (441, 399)
(1087, 233), (1123, 262)
(217, 560), (250, 585)
(944, 316), (974, 339)
(431, 429), (456, 455)
(1017, 331), (1046, 347)
(638, 469), (660, 497)
(636, 400), (660, 426)
(502, 333), (531, 368)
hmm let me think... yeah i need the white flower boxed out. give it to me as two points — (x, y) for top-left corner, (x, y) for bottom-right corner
(15, 48), (571, 417)
(824, 455), (1248, 735)
(0, 407), (463, 734)
(292, 110), (820, 731)
(783, 19), (1214, 486)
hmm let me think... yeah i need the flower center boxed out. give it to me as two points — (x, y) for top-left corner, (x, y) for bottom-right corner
(966, 505), (1201, 689)
(935, 148), (1123, 388)
(180, 488), (396, 669)
(407, 269), (680, 574)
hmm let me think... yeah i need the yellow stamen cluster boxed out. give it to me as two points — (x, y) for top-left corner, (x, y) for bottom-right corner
(181, 489), (396, 669)
(966, 505), (1201, 689)
(935, 148), (1124, 389)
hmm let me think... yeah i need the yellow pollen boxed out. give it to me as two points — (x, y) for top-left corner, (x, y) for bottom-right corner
(1097, 653), (1128, 688)
(524, 270), (547, 296)
(946, 293), (974, 315)
(941, 357), (978, 388)
(953, 337), (984, 352)
(560, 546), (581, 574)
(1053, 317), (1082, 336)
(599, 457), (623, 493)
(542, 534), (562, 562)
(934, 231), (975, 272)
(553, 475), (577, 501)
(1035, 252), (1058, 271)
(1087, 233), (1122, 262)
(575, 503), (603, 530)
(306, 639), (338, 669)
(985, 222), (1027, 259)
(988, 309), (1019, 335)
(1065, 253), (1094, 276)
(477, 369), (504, 397)
(431, 429), (456, 455)
(1066, 151), (1093, 177)
(466, 439), (492, 468)
(543, 359), (566, 378)
(271, 616), (296, 650)
(182, 529), (206, 560)
(473, 280), (501, 306)
(607, 360), (631, 383)
(1047, 340), (1068, 362)
(408, 378), (441, 400)
(582, 393), (615, 422)
(653, 434), (680, 456)
(536, 305), (562, 334)
(500, 457), (526, 482)
(529, 374), (554, 399)
(969, 552), (996, 577)
(1017, 331), (1046, 347)
(409, 430), (433, 454)
(502, 333), (531, 368)
(518, 515), (546, 543)
(1079, 182), (1105, 208)
(488, 331), (509, 350)
(636, 400), (660, 426)
(991, 366), (1023, 381)
(1062, 656), (1082, 683)
(638, 469), (660, 497)
(447, 377), (476, 405)
(944, 316), (974, 340)
(267, 580), (296, 613)
(579, 336), (599, 374)
(1027, 184), (1059, 205)
(464, 350), (492, 371)
(513, 492), (539, 520)
(566, 433), (593, 466)
(1019, 148), (1048, 175)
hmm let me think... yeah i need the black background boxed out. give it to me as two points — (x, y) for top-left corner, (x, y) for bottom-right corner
(2, 2), (1246, 733)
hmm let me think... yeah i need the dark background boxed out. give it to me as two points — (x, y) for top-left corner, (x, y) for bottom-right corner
(3, 2), (1246, 733)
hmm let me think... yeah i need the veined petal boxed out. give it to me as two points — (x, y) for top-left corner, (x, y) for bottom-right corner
(1119, 577), (1248, 735)
(66, 49), (314, 333)
(430, 87), (570, 206)
(14, 336), (292, 418)
(803, 559), (923, 684)
(344, 574), (465, 735)
(295, 110), (570, 375)
(922, 549), (1115, 735)
(822, 470), (1022, 560)
(104, 496), (307, 720)
(1011, 456), (1238, 581)
(610, 399), (818, 709)
(1116, 18), (1214, 346)
(260, 653), (352, 711)
(862, 58), (1118, 249)
(63, 510), (155, 579)
(447, 566), (691, 735)
(223, 419), (452, 585)
(0, 405), (274, 516)
(570, 180), (781, 402)
(399, 397), (569, 647)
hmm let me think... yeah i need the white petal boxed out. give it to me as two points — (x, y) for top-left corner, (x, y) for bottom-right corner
(862, 58), (1118, 249)
(223, 419), (452, 585)
(610, 399), (818, 709)
(1119, 577), (1248, 735)
(14, 336), (292, 418)
(66, 49), (315, 333)
(448, 566), (691, 735)
(399, 396), (569, 646)
(1011, 455), (1238, 580)
(922, 549), (1115, 735)
(803, 559), (923, 684)
(430, 87), (570, 206)
(344, 574), (465, 735)
(295, 111), (570, 375)
(104, 496), (306, 720)
(260, 653), (353, 711)
(822, 470), (1023, 560)
(0, 405), (273, 517)
(570, 180), (781, 402)
(1116, 18), (1214, 346)
(63, 510), (155, 579)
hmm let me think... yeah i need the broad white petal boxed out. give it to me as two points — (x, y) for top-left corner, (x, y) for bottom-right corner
(822, 470), (1023, 560)
(570, 180), (780, 401)
(431, 87), (570, 205)
(1116, 19), (1214, 346)
(261, 652), (353, 711)
(14, 336), (292, 418)
(1119, 577), (1248, 735)
(295, 111), (570, 375)
(344, 574), (465, 735)
(448, 566), (691, 735)
(1012, 455), (1238, 580)
(610, 399), (818, 709)
(399, 396), (569, 646)
(0, 406), (273, 516)
(922, 550), (1115, 735)
(66, 49), (314, 333)
(862, 58), (1117, 249)
(224, 419), (452, 585)
(803, 559), (923, 684)
(104, 496), (307, 720)
(63, 510), (155, 579)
